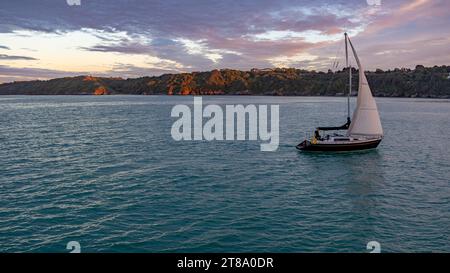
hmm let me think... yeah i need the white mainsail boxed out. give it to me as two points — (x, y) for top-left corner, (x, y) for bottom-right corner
(347, 37), (383, 137)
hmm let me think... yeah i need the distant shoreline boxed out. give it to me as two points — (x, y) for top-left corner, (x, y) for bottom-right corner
(1, 94), (449, 99)
(1, 66), (449, 98)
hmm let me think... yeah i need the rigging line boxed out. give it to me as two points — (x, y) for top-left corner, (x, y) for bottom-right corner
(325, 39), (344, 94)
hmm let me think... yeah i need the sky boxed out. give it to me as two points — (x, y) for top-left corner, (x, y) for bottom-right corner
(0, 0), (449, 83)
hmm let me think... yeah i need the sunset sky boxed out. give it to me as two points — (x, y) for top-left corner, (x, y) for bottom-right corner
(0, 0), (449, 83)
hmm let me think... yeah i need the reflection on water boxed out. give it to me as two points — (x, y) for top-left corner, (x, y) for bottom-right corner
(0, 96), (449, 252)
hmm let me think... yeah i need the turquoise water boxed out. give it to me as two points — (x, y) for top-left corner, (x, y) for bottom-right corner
(0, 95), (449, 253)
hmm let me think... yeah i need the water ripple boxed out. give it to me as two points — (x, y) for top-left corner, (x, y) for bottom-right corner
(0, 96), (449, 252)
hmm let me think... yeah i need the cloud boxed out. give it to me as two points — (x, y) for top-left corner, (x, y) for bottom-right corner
(0, 0), (449, 81)
(0, 1), (371, 73)
(268, 52), (319, 68)
(0, 60), (183, 83)
(81, 42), (151, 55)
(0, 65), (86, 80)
(106, 63), (181, 78)
(363, 0), (450, 34)
(0, 54), (37, 60)
(360, 36), (450, 69)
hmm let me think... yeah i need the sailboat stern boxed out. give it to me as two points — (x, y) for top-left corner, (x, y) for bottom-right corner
(296, 137), (382, 152)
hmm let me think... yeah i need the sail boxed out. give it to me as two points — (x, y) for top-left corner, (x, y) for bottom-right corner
(347, 37), (383, 137)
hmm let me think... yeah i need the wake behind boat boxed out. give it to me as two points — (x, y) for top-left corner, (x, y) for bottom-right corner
(297, 33), (383, 152)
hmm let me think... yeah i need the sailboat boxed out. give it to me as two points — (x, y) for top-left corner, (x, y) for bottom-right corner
(297, 33), (383, 151)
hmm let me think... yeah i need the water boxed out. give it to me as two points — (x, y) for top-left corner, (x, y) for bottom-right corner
(0, 95), (449, 253)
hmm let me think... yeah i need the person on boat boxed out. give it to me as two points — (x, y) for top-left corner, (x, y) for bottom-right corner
(314, 129), (321, 140)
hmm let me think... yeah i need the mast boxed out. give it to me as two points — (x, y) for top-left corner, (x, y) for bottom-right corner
(345, 33), (351, 124)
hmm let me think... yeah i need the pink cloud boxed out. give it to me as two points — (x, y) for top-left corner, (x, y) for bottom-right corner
(364, 0), (450, 35)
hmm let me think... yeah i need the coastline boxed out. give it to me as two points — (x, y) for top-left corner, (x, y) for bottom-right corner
(1, 66), (449, 98)
(1, 94), (450, 99)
